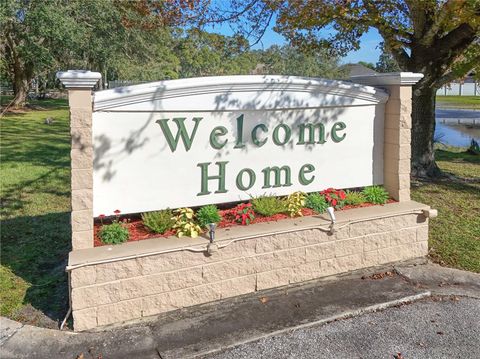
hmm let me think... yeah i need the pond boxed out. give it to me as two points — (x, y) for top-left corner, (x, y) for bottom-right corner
(435, 109), (480, 147)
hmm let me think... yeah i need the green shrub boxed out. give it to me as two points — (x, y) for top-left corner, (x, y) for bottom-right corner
(344, 190), (367, 206)
(305, 193), (328, 213)
(286, 191), (306, 217)
(362, 186), (389, 204)
(251, 195), (287, 216)
(172, 208), (202, 238)
(196, 204), (221, 228)
(99, 222), (129, 245)
(141, 209), (174, 234)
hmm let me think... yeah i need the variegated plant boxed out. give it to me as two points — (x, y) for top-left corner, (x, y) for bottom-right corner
(172, 208), (202, 238)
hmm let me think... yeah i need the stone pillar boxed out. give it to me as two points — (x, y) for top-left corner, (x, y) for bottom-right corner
(57, 70), (101, 250)
(350, 72), (424, 201)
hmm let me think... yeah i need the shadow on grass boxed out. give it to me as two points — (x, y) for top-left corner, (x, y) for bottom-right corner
(1, 212), (71, 327)
(436, 149), (480, 164)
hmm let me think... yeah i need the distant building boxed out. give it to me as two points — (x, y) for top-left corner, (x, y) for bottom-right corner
(341, 63), (377, 78)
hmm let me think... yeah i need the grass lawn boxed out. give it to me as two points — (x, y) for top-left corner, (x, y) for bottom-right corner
(411, 147), (480, 273)
(0, 98), (71, 327)
(436, 95), (480, 109)
(0, 99), (479, 328)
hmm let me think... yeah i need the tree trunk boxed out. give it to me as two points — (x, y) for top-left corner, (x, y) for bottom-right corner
(411, 85), (441, 177)
(11, 63), (32, 108)
(12, 77), (29, 108)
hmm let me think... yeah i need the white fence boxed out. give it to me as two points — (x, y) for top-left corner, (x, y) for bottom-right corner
(437, 82), (479, 96)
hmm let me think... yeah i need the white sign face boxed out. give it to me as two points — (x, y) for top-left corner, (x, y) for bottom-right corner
(92, 76), (387, 216)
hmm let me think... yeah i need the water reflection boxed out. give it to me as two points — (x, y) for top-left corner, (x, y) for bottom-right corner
(435, 109), (480, 147)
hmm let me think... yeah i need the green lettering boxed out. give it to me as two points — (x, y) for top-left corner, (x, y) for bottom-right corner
(251, 124), (268, 147)
(261, 166), (292, 188)
(156, 117), (202, 152)
(273, 123), (292, 146)
(236, 168), (256, 191)
(299, 164), (315, 185)
(331, 122), (347, 143)
(234, 114), (245, 148)
(297, 123), (326, 145)
(210, 126), (228, 149)
(197, 161), (228, 196)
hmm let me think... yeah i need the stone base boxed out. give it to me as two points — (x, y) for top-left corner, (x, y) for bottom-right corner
(68, 201), (430, 331)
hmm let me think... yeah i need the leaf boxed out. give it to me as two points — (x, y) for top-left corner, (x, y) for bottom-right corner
(259, 296), (269, 304)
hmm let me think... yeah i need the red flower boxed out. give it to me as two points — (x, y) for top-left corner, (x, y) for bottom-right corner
(99, 214), (106, 218)
(339, 191), (346, 200)
(114, 209), (121, 215)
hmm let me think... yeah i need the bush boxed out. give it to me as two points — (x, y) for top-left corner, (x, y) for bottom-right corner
(286, 191), (306, 217)
(362, 185), (389, 204)
(305, 192), (328, 213)
(320, 188), (346, 209)
(141, 209), (174, 234)
(99, 222), (129, 245)
(196, 204), (221, 228)
(231, 203), (255, 225)
(172, 208), (202, 238)
(251, 195), (286, 216)
(344, 190), (367, 206)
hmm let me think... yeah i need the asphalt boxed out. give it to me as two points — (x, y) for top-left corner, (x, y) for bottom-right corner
(207, 296), (480, 359)
(1, 261), (479, 359)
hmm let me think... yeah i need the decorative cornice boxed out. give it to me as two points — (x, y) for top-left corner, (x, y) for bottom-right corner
(93, 75), (389, 111)
(350, 72), (424, 86)
(57, 70), (101, 89)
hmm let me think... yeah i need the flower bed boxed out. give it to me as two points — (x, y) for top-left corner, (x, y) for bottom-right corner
(93, 193), (396, 247)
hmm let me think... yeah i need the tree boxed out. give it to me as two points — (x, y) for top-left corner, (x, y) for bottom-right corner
(270, 0), (480, 176)
(375, 42), (400, 73)
(1, 0), (82, 107)
(190, 0), (479, 176)
(259, 45), (347, 78)
(0, 0), (191, 106)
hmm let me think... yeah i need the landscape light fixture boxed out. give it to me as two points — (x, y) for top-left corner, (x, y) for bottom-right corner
(206, 223), (219, 255)
(326, 206), (336, 234)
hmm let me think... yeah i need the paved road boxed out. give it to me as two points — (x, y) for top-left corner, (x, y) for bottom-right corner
(207, 297), (480, 359)
(436, 108), (480, 120)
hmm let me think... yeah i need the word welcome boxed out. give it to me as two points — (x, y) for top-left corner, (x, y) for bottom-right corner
(156, 115), (347, 195)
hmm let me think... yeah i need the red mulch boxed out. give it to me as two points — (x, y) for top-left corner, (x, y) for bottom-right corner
(93, 199), (397, 247)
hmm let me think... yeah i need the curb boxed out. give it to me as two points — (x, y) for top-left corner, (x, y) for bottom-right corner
(178, 291), (432, 359)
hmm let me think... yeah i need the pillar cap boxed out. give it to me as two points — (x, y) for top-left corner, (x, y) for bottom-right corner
(57, 70), (101, 89)
(350, 72), (424, 86)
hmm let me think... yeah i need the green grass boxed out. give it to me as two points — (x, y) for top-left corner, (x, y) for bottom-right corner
(0, 99), (71, 326)
(0, 98), (478, 327)
(412, 147), (480, 273)
(436, 96), (480, 109)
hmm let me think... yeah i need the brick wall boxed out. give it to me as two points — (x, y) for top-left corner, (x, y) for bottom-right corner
(71, 212), (428, 331)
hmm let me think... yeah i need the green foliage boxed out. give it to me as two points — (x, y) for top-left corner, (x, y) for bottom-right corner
(141, 209), (174, 234)
(362, 186), (389, 205)
(286, 191), (306, 217)
(344, 190), (367, 206)
(305, 193), (328, 214)
(172, 208), (202, 238)
(257, 45), (347, 79)
(99, 222), (129, 245)
(196, 204), (221, 228)
(251, 195), (287, 216)
(375, 42), (400, 73)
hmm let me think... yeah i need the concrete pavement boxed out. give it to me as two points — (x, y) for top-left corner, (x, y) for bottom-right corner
(1, 261), (479, 359)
